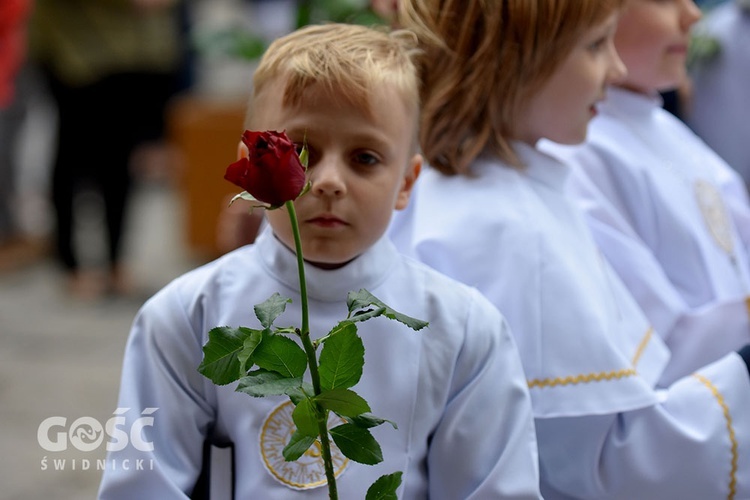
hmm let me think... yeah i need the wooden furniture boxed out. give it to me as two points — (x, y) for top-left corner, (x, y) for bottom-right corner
(167, 93), (248, 260)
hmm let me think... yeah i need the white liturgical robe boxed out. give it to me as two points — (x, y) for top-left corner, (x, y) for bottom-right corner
(389, 142), (750, 499)
(98, 227), (541, 499)
(542, 86), (750, 384)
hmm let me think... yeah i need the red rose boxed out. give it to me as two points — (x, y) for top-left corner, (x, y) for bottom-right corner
(225, 130), (307, 207)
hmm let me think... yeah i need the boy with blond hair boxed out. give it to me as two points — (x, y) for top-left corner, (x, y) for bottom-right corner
(98, 23), (541, 499)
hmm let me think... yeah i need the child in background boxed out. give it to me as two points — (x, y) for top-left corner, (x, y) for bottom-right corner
(98, 23), (541, 499)
(542, 0), (750, 384)
(390, 0), (750, 497)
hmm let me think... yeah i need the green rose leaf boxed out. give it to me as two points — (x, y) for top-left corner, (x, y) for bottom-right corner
(345, 412), (398, 430)
(348, 306), (387, 323)
(237, 328), (263, 374)
(347, 289), (429, 331)
(283, 430), (317, 462)
(298, 141), (309, 168)
(319, 323), (364, 390)
(365, 471), (403, 500)
(329, 423), (383, 465)
(254, 334), (308, 378)
(292, 398), (320, 437)
(199, 326), (261, 385)
(235, 369), (302, 397)
(315, 388), (370, 417)
(286, 381), (315, 405)
(254, 292), (292, 329)
(228, 191), (260, 206)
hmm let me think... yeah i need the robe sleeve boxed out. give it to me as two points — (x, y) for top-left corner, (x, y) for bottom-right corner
(568, 152), (750, 384)
(536, 351), (750, 499)
(427, 289), (541, 499)
(98, 283), (216, 499)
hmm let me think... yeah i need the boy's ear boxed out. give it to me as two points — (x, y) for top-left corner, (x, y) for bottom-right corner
(237, 141), (249, 160)
(395, 153), (422, 210)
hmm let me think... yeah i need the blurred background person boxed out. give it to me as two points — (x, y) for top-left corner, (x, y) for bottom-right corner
(0, 0), (34, 268)
(659, 0), (729, 122)
(0, 0), (29, 108)
(28, 0), (186, 299)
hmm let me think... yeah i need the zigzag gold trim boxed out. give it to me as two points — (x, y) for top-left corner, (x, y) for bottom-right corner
(631, 328), (653, 366)
(692, 373), (738, 500)
(527, 328), (653, 389)
(528, 368), (637, 389)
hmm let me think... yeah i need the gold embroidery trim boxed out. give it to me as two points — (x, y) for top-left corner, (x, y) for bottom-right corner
(631, 327), (653, 366)
(692, 373), (738, 500)
(527, 328), (653, 389)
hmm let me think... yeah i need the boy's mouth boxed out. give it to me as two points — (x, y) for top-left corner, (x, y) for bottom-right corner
(307, 215), (347, 228)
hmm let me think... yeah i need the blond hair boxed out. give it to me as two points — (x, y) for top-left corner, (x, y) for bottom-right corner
(399, 0), (624, 174)
(248, 23), (421, 129)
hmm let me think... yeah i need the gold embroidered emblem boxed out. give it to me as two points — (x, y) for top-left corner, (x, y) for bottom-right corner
(694, 179), (734, 255)
(260, 400), (349, 490)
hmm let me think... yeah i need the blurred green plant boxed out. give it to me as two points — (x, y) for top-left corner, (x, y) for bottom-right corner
(687, 33), (721, 70)
(195, 0), (386, 61)
(295, 0), (385, 28)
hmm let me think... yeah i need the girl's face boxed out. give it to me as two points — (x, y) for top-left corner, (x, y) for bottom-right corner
(516, 12), (626, 146)
(614, 0), (701, 94)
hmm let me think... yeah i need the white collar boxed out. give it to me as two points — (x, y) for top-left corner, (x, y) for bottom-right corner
(600, 86), (663, 121)
(256, 226), (398, 302)
(515, 141), (571, 191)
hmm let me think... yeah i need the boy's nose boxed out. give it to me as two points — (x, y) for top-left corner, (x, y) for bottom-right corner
(311, 157), (346, 198)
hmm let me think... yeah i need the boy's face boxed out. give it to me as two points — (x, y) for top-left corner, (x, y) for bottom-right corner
(248, 80), (421, 269)
(614, 0), (701, 94)
(516, 12), (625, 145)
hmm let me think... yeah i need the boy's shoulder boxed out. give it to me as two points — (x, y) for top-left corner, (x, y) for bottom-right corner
(144, 244), (262, 308)
(392, 247), (504, 319)
(387, 248), (513, 359)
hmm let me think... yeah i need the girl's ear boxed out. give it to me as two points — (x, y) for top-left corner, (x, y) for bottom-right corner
(395, 154), (422, 210)
(237, 141), (249, 160)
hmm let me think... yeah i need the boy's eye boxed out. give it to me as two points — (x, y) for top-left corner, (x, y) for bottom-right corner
(352, 151), (380, 166)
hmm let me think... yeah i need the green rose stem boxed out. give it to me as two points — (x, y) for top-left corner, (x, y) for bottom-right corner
(284, 199), (339, 500)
